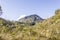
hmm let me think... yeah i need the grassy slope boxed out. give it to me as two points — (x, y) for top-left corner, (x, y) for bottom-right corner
(0, 10), (60, 40)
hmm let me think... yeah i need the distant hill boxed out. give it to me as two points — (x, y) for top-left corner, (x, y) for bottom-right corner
(0, 18), (14, 27)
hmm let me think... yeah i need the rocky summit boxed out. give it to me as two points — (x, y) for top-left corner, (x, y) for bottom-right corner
(18, 14), (44, 25)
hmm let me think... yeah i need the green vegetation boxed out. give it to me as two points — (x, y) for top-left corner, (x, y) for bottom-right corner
(0, 9), (60, 40)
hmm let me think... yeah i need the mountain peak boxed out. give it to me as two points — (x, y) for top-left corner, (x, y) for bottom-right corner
(18, 14), (44, 25)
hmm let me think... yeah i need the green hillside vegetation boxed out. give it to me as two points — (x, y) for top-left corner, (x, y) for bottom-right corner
(0, 9), (60, 40)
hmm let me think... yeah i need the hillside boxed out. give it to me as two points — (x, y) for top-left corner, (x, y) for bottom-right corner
(0, 9), (60, 40)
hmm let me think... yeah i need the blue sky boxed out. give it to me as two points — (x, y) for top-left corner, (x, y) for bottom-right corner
(0, 0), (60, 20)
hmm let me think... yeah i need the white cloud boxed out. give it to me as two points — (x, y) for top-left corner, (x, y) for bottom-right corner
(17, 15), (26, 21)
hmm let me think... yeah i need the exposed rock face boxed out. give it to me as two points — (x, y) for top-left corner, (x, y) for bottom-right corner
(18, 14), (44, 25)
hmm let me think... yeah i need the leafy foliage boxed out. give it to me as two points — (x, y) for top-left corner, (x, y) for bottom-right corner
(0, 6), (2, 16)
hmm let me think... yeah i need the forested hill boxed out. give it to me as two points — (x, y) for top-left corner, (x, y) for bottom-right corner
(0, 9), (60, 40)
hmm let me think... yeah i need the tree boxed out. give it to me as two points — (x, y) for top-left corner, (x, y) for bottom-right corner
(55, 9), (60, 15)
(0, 6), (2, 16)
